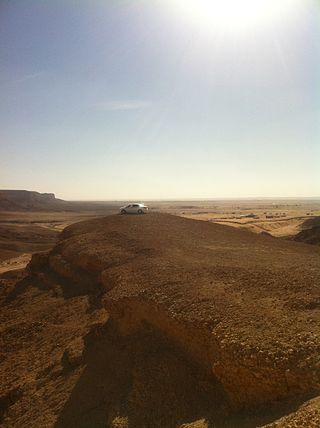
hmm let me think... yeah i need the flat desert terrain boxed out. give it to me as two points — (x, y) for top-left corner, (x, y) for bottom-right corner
(151, 199), (320, 238)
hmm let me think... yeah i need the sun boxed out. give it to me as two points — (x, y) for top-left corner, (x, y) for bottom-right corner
(171, 0), (299, 36)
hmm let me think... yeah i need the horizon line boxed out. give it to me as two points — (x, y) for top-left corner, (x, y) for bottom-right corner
(66, 196), (320, 202)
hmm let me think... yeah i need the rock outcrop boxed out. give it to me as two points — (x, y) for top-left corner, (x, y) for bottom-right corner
(26, 213), (320, 418)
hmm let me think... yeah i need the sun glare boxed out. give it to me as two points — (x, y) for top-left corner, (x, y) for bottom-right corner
(173, 0), (299, 35)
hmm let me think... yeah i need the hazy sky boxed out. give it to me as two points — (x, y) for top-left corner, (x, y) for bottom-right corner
(1, 0), (319, 200)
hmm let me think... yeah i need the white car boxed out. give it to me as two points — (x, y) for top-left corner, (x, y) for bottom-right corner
(120, 203), (148, 214)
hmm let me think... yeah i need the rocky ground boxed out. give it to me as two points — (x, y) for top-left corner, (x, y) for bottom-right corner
(1, 213), (319, 427)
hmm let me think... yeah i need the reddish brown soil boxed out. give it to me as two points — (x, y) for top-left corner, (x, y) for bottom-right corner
(1, 213), (320, 427)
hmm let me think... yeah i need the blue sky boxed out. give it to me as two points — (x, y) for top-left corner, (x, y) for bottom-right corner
(1, 0), (319, 200)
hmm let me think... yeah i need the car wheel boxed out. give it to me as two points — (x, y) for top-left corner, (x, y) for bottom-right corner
(138, 209), (143, 214)
(121, 209), (126, 214)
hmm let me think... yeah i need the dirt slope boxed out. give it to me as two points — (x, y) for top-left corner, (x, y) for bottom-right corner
(1, 213), (320, 427)
(291, 217), (320, 246)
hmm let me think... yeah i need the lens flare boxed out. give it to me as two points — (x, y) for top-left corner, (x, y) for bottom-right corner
(172, 0), (300, 35)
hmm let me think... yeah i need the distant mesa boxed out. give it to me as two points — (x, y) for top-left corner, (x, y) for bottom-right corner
(0, 190), (69, 211)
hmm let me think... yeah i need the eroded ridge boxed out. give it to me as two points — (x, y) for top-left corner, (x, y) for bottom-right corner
(27, 213), (320, 411)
